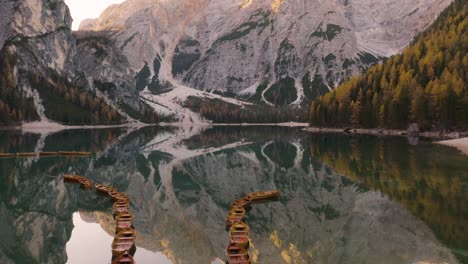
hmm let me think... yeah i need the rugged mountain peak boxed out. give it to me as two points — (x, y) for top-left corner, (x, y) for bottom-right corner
(80, 0), (452, 108)
(10, 0), (72, 37)
(1, 0), (74, 73)
(0, 0), (159, 125)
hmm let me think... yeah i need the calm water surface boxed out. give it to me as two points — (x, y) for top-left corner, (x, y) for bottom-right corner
(0, 126), (466, 264)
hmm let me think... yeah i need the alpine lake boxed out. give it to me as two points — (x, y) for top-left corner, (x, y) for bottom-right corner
(0, 126), (466, 264)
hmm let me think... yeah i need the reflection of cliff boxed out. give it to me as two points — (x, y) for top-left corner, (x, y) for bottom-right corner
(0, 127), (462, 264)
(308, 134), (468, 262)
(0, 128), (133, 264)
(90, 127), (458, 264)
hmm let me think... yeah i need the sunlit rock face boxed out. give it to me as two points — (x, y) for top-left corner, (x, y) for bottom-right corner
(0, 0), (74, 74)
(8, 0), (74, 73)
(81, 0), (451, 104)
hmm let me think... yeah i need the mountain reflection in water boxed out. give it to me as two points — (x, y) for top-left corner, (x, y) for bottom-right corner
(0, 126), (466, 264)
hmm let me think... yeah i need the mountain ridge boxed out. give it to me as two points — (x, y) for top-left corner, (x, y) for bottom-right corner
(81, 0), (451, 106)
(0, 0), (453, 125)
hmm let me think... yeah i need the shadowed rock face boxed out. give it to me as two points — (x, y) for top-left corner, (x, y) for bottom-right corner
(0, 127), (464, 264)
(0, 0), (157, 124)
(80, 0), (451, 103)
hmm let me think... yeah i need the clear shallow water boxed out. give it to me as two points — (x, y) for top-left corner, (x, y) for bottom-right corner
(0, 126), (466, 264)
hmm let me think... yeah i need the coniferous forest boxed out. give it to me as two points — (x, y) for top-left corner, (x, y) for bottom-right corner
(309, 0), (467, 130)
(0, 50), (123, 126)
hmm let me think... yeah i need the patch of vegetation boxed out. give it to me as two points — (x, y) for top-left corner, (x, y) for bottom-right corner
(136, 154), (151, 181)
(312, 204), (340, 220)
(118, 102), (160, 123)
(236, 43), (247, 53)
(172, 52), (201, 76)
(0, 50), (39, 125)
(325, 24), (343, 40)
(73, 31), (113, 45)
(172, 168), (201, 207)
(264, 76), (297, 106)
(148, 150), (172, 186)
(120, 33), (138, 49)
(48, 1), (58, 10)
(274, 39), (297, 76)
(148, 79), (173, 95)
(226, 76), (244, 87)
(135, 63), (151, 91)
(183, 96), (307, 123)
(321, 179), (335, 192)
(217, 9), (271, 42)
(247, 81), (269, 102)
(263, 141), (296, 169)
(324, 53), (337, 65)
(310, 0), (468, 130)
(302, 72), (330, 101)
(357, 52), (380, 65)
(94, 81), (116, 93)
(342, 58), (354, 69)
(36, 80), (121, 125)
(311, 24), (343, 41)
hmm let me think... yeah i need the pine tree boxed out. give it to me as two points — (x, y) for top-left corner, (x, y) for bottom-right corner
(308, 0), (467, 130)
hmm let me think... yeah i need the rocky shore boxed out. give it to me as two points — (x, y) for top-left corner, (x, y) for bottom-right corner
(303, 127), (468, 140)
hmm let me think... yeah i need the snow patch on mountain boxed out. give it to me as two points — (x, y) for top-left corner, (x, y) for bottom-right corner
(140, 81), (253, 122)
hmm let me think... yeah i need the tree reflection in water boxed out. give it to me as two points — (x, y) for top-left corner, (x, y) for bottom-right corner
(0, 127), (465, 263)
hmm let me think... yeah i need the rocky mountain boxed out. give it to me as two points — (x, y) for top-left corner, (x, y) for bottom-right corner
(0, 0), (159, 126)
(0, 0), (453, 124)
(81, 0), (452, 108)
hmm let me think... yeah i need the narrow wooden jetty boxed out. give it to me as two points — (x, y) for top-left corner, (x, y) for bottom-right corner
(224, 189), (280, 264)
(112, 228), (136, 257)
(229, 222), (250, 248)
(115, 212), (134, 233)
(16, 152), (37, 157)
(63, 174), (136, 263)
(39, 152), (59, 157)
(249, 190), (280, 202)
(59, 151), (92, 156)
(113, 200), (130, 214)
(230, 195), (253, 208)
(0, 151), (92, 158)
(95, 184), (115, 194)
(112, 251), (135, 264)
(0, 153), (15, 158)
(226, 243), (251, 264)
(226, 207), (247, 227)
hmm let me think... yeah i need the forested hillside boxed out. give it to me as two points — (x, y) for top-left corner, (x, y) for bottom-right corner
(0, 50), (122, 125)
(309, 0), (467, 130)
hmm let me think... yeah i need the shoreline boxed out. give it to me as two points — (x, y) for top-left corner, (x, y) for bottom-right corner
(303, 127), (468, 140)
(159, 122), (309, 128)
(437, 138), (468, 156)
(0, 121), (309, 134)
(0, 121), (152, 134)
